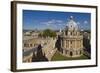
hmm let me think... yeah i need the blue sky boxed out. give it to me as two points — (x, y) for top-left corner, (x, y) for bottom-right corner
(23, 10), (91, 30)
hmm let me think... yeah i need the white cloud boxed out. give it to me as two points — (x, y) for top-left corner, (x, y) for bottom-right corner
(41, 19), (64, 26)
(56, 20), (63, 23)
(77, 22), (80, 25)
(58, 24), (61, 25)
(46, 23), (50, 26)
(84, 20), (88, 24)
(47, 19), (55, 24)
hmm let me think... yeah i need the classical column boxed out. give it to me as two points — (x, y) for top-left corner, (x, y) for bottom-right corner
(67, 40), (68, 48)
(73, 40), (75, 49)
(80, 40), (81, 48)
(62, 40), (64, 48)
(68, 40), (69, 49)
(63, 49), (65, 55)
(69, 40), (70, 49)
(66, 40), (67, 48)
(81, 40), (83, 48)
(64, 40), (66, 48)
(75, 40), (76, 49)
(77, 40), (80, 49)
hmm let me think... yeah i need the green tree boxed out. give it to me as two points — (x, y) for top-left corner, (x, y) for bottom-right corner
(42, 29), (56, 38)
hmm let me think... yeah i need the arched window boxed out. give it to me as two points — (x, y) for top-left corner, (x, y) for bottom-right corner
(70, 51), (73, 56)
(24, 43), (26, 47)
(24, 43), (29, 47)
(30, 44), (32, 47)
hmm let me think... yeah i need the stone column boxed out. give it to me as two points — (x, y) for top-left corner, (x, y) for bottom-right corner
(79, 40), (80, 49)
(62, 40), (64, 48)
(77, 40), (80, 49)
(63, 49), (65, 55)
(73, 40), (75, 49)
(66, 40), (68, 48)
(69, 40), (70, 49)
(80, 40), (82, 48)
(64, 40), (66, 48)
(75, 40), (76, 49)
(68, 40), (69, 49)
(81, 40), (83, 48)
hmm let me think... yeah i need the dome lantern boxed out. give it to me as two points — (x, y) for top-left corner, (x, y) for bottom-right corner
(67, 16), (78, 31)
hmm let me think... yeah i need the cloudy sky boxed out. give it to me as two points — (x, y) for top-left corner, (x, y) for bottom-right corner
(23, 10), (91, 30)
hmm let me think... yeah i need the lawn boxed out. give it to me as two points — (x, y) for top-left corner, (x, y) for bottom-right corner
(51, 51), (89, 61)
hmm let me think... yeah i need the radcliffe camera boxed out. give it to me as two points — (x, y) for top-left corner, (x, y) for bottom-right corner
(23, 10), (91, 62)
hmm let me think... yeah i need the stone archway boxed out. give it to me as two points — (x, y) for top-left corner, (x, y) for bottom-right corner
(70, 51), (73, 56)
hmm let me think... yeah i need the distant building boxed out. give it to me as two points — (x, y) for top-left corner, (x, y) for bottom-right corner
(83, 32), (91, 40)
(24, 31), (32, 36)
(83, 31), (91, 53)
(31, 31), (39, 38)
(59, 16), (83, 57)
(23, 35), (56, 62)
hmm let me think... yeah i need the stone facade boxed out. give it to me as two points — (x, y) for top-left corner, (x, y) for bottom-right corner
(60, 16), (83, 57)
(23, 35), (57, 62)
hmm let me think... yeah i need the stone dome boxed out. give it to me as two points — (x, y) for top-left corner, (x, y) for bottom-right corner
(67, 16), (78, 31)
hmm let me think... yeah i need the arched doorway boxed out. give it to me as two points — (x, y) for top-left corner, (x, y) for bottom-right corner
(80, 50), (82, 55)
(70, 51), (73, 56)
